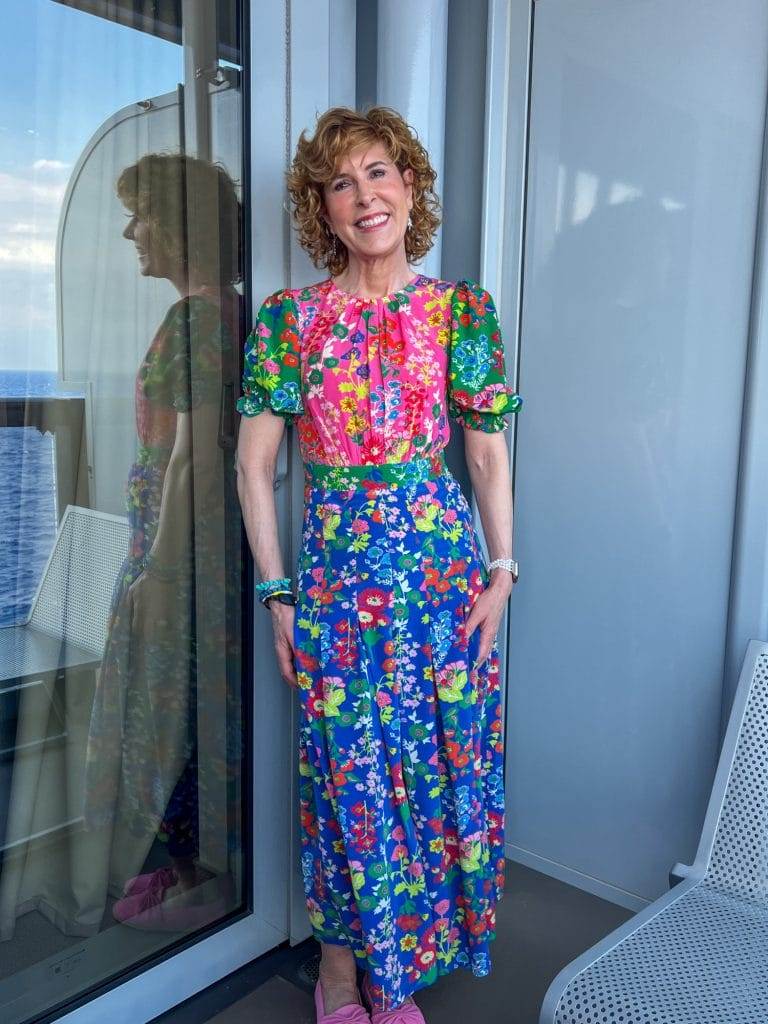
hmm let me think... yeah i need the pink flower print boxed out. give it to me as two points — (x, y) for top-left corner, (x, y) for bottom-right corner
(390, 760), (407, 804)
(263, 358), (280, 374)
(351, 517), (369, 534)
(375, 690), (392, 707)
(434, 899), (451, 916)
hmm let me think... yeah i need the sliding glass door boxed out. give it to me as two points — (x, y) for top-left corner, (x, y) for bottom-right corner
(0, 3), (287, 1021)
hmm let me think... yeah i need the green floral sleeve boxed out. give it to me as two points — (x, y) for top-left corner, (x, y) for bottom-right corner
(236, 289), (304, 424)
(143, 296), (228, 412)
(448, 280), (523, 432)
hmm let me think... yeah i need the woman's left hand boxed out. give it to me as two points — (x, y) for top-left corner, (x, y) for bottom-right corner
(464, 575), (514, 667)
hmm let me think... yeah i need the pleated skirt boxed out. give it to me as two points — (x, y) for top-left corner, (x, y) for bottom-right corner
(293, 453), (506, 1008)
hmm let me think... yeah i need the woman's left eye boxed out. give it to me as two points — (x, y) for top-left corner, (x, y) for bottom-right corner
(371, 168), (386, 179)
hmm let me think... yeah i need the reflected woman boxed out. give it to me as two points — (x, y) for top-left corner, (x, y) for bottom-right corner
(83, 153), (242, 931)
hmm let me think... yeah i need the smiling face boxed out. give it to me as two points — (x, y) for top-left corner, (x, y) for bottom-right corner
(322, 141), (414, 268)
(122, 211), (169, 278)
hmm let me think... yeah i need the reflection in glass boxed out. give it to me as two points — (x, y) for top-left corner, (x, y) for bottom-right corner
(83, 151), (243, 930)
(0, 3), (245, 1021)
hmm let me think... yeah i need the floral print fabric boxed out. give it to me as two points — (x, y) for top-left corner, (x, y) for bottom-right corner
(236, 275), (523, 462)
(237, 275), (521, 1007)
(85, 289), (243, 871)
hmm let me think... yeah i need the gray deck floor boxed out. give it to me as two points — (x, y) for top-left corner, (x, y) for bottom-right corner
(152, 860), (634, 1024)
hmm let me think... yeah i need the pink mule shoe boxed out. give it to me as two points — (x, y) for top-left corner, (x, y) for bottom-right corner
(112, 879), (226, 932)
(121, 865), (178, 898)
(314, 979), (371, 1023)
(360, 973), (426, 1024)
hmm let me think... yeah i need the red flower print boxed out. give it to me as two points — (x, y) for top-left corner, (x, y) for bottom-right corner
(295, 649), (320, 672)
(445, 739), (470, 769)
(358, 587), (392, 628)
(397, 913), (422, 931)
(359, 434), (388, 463)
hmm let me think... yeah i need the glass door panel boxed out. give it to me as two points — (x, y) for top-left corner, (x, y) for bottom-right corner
(0, 2), (252, 1020)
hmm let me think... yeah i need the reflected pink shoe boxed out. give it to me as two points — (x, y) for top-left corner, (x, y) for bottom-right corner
(360, 973), (426, 1024)
(112, 881), (226, 932)
(121, 866), (178, 898)
(314, 979), (371, 1023)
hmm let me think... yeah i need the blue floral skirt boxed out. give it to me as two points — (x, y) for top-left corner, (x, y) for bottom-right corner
(293, 453), (506, 1009)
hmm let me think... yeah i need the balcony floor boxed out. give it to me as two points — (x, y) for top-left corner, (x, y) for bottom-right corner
(151, 860), (634, 1024)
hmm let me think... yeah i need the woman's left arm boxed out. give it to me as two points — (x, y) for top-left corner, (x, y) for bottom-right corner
(463, 429), (515, 666)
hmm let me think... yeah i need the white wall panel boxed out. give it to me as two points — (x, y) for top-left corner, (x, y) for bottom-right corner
(506, 0), (768, 906)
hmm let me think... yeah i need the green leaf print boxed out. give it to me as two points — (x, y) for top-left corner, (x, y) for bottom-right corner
(322, 688), (345, 716)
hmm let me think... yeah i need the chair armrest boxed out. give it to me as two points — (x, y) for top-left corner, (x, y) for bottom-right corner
(669, 861), (692, 887)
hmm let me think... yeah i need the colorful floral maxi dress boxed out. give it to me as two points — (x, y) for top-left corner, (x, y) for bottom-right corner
(236, 275), (522, 1007)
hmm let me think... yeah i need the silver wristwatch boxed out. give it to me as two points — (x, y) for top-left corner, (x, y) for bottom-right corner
(487, 557), (519, 583)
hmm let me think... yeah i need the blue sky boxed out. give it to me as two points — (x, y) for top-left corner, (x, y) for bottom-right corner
(0, 0), (182, 371)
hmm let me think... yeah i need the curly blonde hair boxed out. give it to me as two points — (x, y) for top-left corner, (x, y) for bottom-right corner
(286, 106), (442, 276)
(117, 152), (242, 285)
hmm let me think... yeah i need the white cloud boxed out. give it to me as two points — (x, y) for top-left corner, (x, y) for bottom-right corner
(33, 158), (70, 172)
(0, 238), (56, 268)
(0, 171), (67, 205)
(8, 221), (43, 235)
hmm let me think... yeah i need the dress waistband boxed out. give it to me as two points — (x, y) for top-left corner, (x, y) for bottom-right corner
(303, 453), (447, 490)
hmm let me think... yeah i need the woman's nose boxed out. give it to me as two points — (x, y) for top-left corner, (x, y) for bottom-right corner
(123, 219), (134, 240)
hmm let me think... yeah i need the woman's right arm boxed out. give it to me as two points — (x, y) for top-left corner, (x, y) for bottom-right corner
(236, 411), (298, 688)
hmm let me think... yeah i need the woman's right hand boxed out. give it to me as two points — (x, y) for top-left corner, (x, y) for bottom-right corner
(269, 602), (299, 688)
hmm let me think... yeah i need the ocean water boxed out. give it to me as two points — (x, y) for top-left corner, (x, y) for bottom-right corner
(0, 371), (85, 627)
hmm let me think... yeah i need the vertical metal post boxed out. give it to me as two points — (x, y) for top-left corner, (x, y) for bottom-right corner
(181, 0), (217, 159)
(377, 0), (448, 277)
(722, 68), (768, 731)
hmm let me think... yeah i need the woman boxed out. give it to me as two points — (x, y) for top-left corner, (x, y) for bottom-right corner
(83, 153), (242, 931)
(236, 107), (522, 1022)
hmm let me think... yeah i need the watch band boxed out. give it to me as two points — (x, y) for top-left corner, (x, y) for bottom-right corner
(264, 591), (297, 607)
(487, 557), (519, 582)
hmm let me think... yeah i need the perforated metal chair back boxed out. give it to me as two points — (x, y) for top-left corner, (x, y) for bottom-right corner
(540, 640), (768, 1024)
(27, 504), (129, 655)
(704, 650), (768, 899)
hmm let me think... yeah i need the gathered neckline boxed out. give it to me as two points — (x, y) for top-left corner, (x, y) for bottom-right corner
(327, 273), (429, 304)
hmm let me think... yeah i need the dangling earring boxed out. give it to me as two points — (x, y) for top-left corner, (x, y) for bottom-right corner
(407, 212), (413, 232)
(330, 233), (338, 262)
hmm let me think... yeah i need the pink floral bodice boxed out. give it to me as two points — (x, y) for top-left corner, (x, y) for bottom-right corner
(236, 274), (522, 466)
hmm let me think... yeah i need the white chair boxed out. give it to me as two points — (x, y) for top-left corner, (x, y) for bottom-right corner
(0, 505), (129, 938)
(0, 505), (129, 688)
(540, 639), (768, 1024)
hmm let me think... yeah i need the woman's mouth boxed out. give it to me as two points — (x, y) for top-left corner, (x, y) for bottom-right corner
(354, 212), (390, 232)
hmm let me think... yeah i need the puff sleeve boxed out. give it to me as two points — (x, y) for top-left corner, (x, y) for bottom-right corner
(236, 289), (304, 425)
(447, 279), (523, 432)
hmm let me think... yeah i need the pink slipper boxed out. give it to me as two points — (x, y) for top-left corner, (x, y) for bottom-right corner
(314, 979), (371, 1023)
(360, 973), (425, 1024)
(121, 866), (178, 898)
(112, 882), (226, 932)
